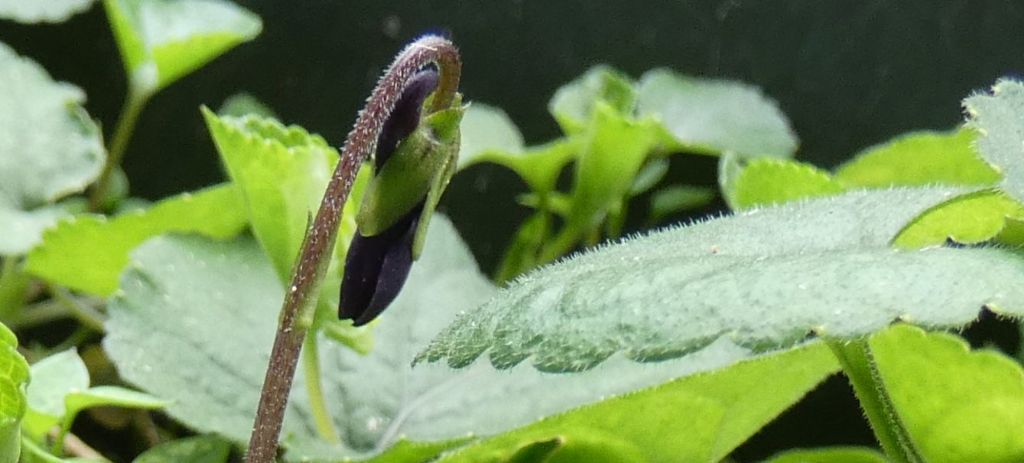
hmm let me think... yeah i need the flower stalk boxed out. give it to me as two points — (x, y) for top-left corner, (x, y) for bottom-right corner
(245, 36), (461, 463)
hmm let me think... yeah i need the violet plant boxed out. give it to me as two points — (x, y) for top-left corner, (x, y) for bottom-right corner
(2, 2), (1024, 462)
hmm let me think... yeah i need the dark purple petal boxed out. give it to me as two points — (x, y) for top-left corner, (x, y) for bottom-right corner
(374, 69), (439, 169)
(340, 203), (423, 326)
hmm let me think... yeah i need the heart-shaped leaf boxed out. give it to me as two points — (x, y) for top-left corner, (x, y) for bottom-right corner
(203, 109), (370, 348)
(835, 129), (998, 188)
(457, 103), (524, 170)
(965, 79), (1024, 205)
(203, 109), (338, 281)
(25, 184), (246, 296)
(893, 189), (1024, 248)
(132, 435), (231, 463)
(457, 102), (576, 194)
(636, 69), (797, 158)
(548, 65), (636, 134)
(23, 349), (165, 441)
(872, 324), (1024, 462)
(104, 0), (261, 94)
(0, 0), (95, 23)
(104, 217), (837, 461)
(0, 42), (104, 255)
(726, 158), (844, 211)
(437, 343), (837, 463)
(23, 349), (88, 439)
(417, 187), (1024, 372)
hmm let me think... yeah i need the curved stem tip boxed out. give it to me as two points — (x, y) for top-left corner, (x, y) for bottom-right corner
(245, 35), (461, 463)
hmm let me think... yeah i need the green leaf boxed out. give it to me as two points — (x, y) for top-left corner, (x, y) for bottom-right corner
(872, 325), (1024, 462)
(446, 429), (644, 463)
(0, 42), (103, 205)
(893, 190), (1024, 249)
(64, 385), (166, 422)
(0, 204), (74, 256)
(104, 0), (261, 93)
(548, 65), (636, 134)
(997, 216), (1024, 245)
(18, 436), (101, 463)
(0, 0), (94, 23)
(567, 102), (659, 230)
(457, 105), (577, 194)
(477, 140), (579, 195)
(104, 217), (834, 461)
(439, 344), (838, 463)
(835, 129), (999, 188)
(104, 234), (317, 447)
(218, 92), (277, 119)
(358, 439), (471, 463)
(717, 151), (744, 209)
(636, 69), (797, 158)
(0, 322), (28, 463)
(648, 185), (715, 223)
(23, 349), (164, 452)
(25, 184), (246, 296)
(133, 435), (231, 463)
(23, 349), (88, 438)
(202, 108), (337, 282)
(965, 79), (1024, 205)
(765, 447), (887, 463)
(494, 212), (550, 283)
(728, 158), (845, 211)
(416, 187), (1024, 372)
(458, 103), (524, 170)
(629, 158), (670, 197)
(202, 109), (369, 347)
(0, 42), (104, 255)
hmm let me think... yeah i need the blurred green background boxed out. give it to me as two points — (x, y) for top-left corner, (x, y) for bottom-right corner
(2, 2), (1023, 458)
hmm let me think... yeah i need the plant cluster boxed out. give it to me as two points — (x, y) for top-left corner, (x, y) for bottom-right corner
(2, 1), (1024, 463)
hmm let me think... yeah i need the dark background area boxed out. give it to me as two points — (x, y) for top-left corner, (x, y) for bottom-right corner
(3, 1), (1024, 460)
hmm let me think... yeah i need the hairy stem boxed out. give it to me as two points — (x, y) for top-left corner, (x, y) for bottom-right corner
(245, 35), (461, 463)
(302, 332), (340, 444)
(89, 89), (149, 211)
(826, 338), (922, 463)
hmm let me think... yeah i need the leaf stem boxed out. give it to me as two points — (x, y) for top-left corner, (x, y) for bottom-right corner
(245, 35), (461, 463)
(539, 224), (581, 263)
(89, 89), (150, 211)
(3, 299), (68, 329)
(825, 338), (922, 463)
(302, 332), (340, 444)
(0, 257), (28, 319)
(49, 285), (106, 333)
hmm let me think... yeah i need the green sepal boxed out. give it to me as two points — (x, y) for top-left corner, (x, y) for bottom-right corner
(356, 101), (465, 242)
(414, 138), (459, 258)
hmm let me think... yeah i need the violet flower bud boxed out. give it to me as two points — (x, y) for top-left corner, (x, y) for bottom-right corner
(339, 69), (439, 326)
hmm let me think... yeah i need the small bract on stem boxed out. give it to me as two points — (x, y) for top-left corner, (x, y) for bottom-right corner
(245, 35), (461, 463)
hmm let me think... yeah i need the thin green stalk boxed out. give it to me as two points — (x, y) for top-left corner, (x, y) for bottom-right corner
(49, 286), (106, 333)
(826, 338), (922, 463)
(495, 193), (554, 282)
(302, 332), (340, 444)
(539, 224), (581, 264)
(89, 89), (150, 211)
(49, 326), (93, 353)
(0, 257), (29, 319)
(5, 299), (73, 330)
